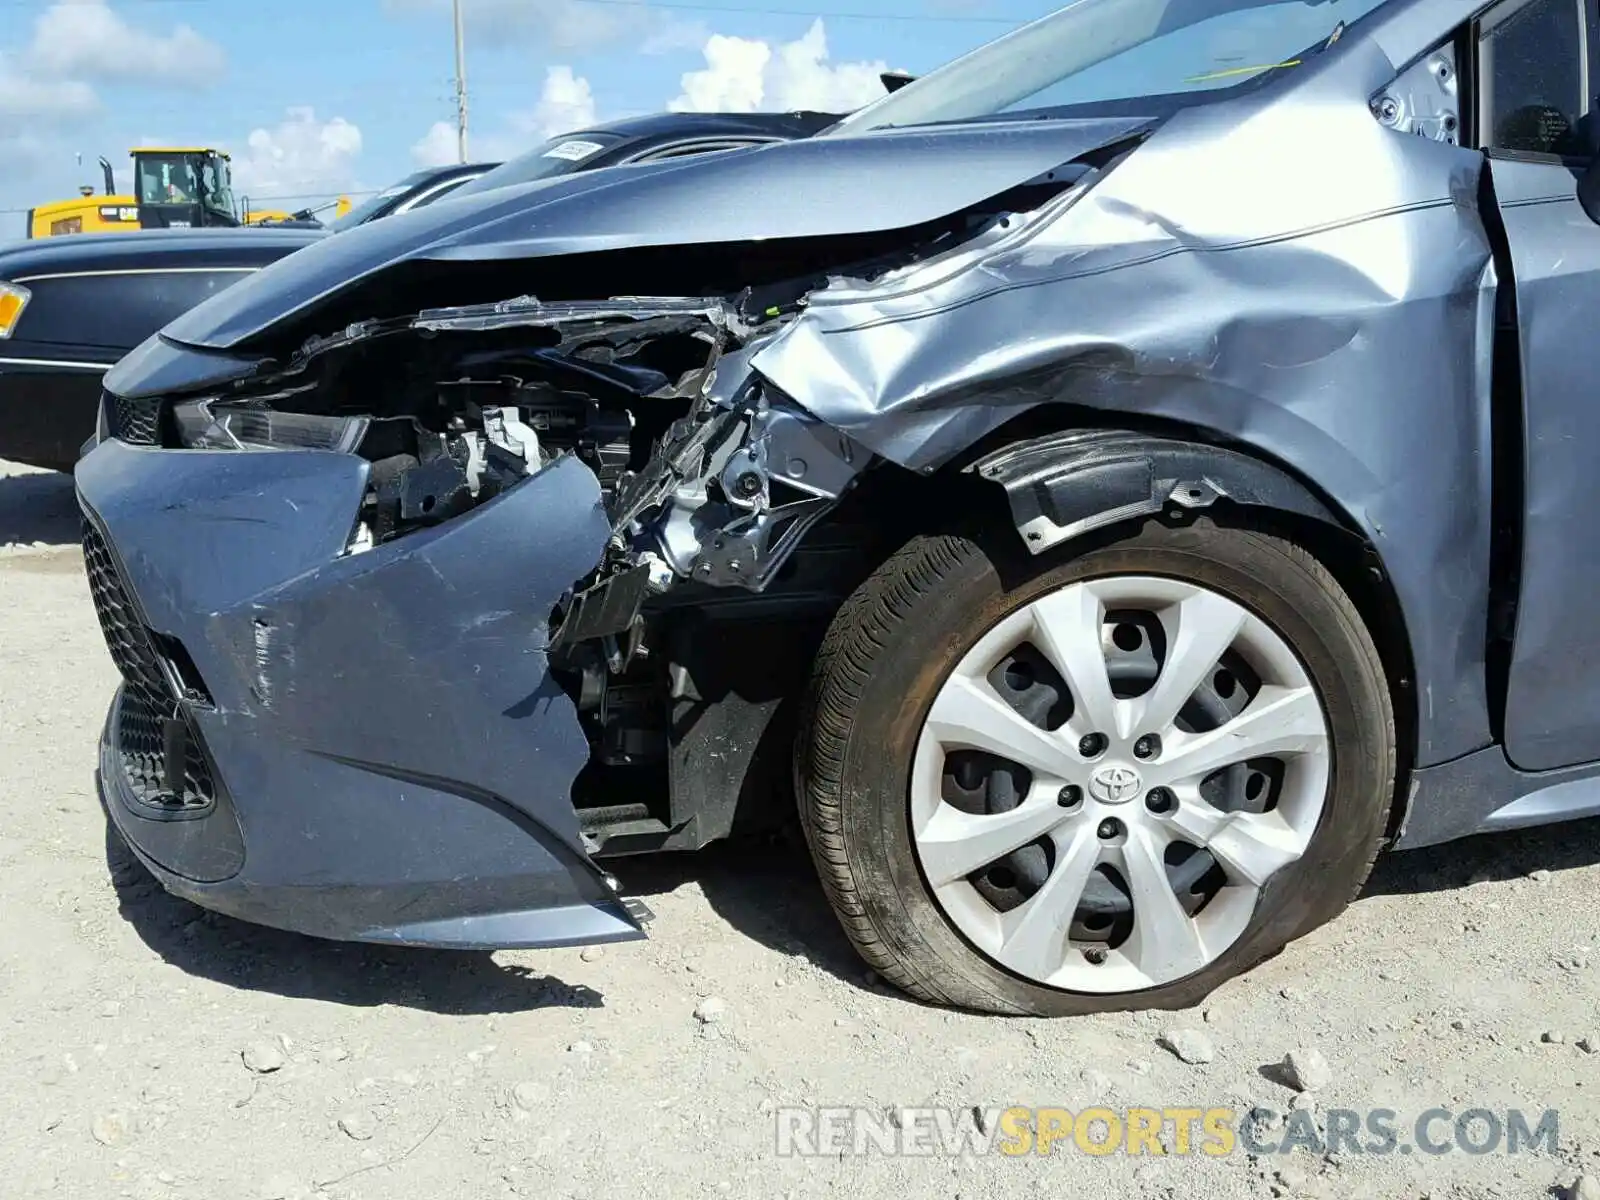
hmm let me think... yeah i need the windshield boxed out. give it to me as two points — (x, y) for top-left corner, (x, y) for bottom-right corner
(833, 0), (1389, 134)
(136, 155), (198, 205)
(326, 172), (435, 232)
(454, 132), (623, 198)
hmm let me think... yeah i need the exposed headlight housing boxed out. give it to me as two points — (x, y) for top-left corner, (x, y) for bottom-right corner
(0, 282), (31, 339)
(172, 398), (369, 454)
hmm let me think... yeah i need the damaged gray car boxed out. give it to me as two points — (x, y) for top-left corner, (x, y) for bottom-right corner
(76, 0), (1600, 1014)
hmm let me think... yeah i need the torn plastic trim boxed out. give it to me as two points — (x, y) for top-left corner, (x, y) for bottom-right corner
(549, 377), (872, 655)
(276, 295), (752, 381)
(970, 429), (1343, 554)
(410, 294), (751, 338)
(632, 384), (868, 589)
(797, 158), (1108, 308)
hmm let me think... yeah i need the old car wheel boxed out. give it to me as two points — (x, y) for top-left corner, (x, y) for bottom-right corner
(796, 518), (1395, 1015)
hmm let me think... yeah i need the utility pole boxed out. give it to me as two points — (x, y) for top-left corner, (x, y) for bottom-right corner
(453, 0), (469, 163)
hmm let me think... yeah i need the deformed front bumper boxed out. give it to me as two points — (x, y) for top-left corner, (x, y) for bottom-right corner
(79, 437), (650, 950)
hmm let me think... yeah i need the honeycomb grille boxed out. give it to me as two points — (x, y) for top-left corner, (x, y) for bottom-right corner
(82, 518), (215, 812)
(113, 688), (216, 813)
(109, 392), (161, 445)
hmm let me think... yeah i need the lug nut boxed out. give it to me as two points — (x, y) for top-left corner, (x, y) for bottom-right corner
(1083, 947), (1108, 965)
(1078, 732), (1108, 758)
(1057, 785), (1082, 809)
(1133, 734), (1161, 761)
(1097, 818), (1124, 841)
(1145, 787), (1176, 815)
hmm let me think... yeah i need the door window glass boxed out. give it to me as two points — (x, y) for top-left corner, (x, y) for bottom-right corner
(1481, 0), (1589, 156)
(201, 159), (235, 218)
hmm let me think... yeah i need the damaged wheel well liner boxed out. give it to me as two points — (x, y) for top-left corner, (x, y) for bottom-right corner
(967, 426), (1419, 844)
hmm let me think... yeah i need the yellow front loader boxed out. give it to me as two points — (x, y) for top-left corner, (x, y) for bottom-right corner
(28, 148), (241, 238)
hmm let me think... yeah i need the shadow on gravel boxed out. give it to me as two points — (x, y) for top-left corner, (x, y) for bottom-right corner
(629, 815), (1600, 993)
(105, 820), (605, 1015)
(1362, 815), (1600, 898)
(112, 774), (1600, 1010)
(618, 832), (868, 984)
(0, 469), (78, 548)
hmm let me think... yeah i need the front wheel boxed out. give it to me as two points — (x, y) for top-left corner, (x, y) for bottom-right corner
(795, 518), (1395, 1015)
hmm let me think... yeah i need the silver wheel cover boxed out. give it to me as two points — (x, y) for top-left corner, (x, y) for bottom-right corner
(910, 575), (1330, 994)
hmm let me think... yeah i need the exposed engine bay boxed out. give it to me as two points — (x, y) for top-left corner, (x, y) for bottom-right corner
(301, 294), (870, 644)
(215, 298), (894, 852)
(173, 290), (873, 601)
(174, 169), (1108, 671)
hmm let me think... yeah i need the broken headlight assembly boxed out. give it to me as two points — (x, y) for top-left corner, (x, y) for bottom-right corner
(171, 398), (371, 454)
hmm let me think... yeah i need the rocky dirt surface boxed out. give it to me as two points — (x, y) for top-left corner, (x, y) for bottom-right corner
(4, 457), (1600, 1200)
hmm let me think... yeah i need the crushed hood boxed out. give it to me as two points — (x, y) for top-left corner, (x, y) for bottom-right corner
(160, 116), (1156, 353)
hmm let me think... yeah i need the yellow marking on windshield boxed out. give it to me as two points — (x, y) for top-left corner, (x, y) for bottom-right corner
(1185, 58), (1302, 83)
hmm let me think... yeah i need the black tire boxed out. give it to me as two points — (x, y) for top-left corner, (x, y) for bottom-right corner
(795, 517), (1395, 1015)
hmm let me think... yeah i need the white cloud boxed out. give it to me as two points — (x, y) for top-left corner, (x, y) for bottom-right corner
(415, 65), (596, 167)
(0, 3), (238, 215)
(229, 108), (364, 202)
(412, 120), (461, 169)
(519, 65), (597, 139)
(671, 20), (891, 115)
(30, 0), (225, 83)
(0, 54), (96, 121)
(0, 1), (227, 182)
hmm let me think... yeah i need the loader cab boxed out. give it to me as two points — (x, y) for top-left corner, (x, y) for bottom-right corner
(132, 149), (239, 230)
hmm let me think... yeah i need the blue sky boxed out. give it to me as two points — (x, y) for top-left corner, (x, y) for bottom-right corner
(0, 0), (1056, 226)
(0, 0), (1370, 233)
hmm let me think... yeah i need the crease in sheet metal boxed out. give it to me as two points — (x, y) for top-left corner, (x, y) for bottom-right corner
(753, 34), (1495, 766)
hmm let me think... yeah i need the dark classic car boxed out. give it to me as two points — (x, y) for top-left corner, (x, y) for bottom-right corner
(0, 111), (839, 470)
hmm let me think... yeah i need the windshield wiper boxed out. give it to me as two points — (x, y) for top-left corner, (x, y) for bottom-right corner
(1184, 58), (1303, 84)
(1184, 18), (1349, 85)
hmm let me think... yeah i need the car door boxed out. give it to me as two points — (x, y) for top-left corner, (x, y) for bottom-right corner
(1484, 0), (1600, 770)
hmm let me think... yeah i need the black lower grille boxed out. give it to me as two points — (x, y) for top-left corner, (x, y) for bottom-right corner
(82, 517), (215, 812)
(109, 392), (161, 445)
(114, 689), (217, 811)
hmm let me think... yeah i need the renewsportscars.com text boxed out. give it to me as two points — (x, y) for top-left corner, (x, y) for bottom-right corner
(774, 1106), (1560, 1159)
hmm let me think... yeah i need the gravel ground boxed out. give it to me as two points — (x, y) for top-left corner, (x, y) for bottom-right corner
(4, 456), (1600, 1200)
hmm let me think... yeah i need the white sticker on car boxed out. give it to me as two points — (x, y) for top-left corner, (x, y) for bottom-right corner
(543, 140), (605, 162)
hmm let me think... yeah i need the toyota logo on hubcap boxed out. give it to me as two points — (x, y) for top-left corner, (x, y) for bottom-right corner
(1088, 765), (1143, 805)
